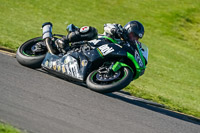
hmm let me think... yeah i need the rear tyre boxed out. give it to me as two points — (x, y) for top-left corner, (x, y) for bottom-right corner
(86, 67), (133, 93)
(16, 37), (47, 68)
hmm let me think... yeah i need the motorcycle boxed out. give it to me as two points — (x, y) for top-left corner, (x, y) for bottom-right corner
(16, 22), (148, 93)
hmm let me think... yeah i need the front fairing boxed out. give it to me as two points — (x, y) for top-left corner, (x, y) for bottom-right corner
(141, 43), (148, 63)
(88, 41), (146, 80)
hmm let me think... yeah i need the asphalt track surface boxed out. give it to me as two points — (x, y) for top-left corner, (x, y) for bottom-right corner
(0, 53), (199, 133)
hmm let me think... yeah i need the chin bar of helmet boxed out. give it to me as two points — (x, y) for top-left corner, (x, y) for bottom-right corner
(42, 22), (56, 54)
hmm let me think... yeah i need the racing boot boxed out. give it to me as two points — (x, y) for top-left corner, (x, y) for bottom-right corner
(55, 38), (70, 54)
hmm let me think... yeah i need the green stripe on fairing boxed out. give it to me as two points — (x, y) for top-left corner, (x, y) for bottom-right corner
(135, 42), (146, 68)
(127, 52), (140, 69)
(96, 48), (104, 58)
(102, 36), (118, 44)
(127, 52), (145, 79)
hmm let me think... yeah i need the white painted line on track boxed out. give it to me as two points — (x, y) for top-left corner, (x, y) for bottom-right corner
(0, 49), (16, 57)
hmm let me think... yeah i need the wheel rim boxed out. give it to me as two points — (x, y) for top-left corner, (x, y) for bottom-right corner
(96, 71), (121, 82)
(21, 39), (46, 56)
(90, 68), (127, 85)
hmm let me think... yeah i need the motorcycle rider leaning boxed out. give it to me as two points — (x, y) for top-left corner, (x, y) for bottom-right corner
(55, 20), (148, 65)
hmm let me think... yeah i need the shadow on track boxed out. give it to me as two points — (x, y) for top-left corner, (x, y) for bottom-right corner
(105, 91), (200, 125)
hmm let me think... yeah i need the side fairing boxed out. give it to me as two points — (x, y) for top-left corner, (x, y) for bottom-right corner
(96, 43), (127, 59)
(41, 53), (84, 80)
(84, 41), (128, 63)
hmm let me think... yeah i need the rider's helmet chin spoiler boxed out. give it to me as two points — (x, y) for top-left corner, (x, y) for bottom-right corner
(42, 22), (53, 39)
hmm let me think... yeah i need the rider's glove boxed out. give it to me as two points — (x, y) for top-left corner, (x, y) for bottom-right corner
(113, 24), (128, 41)
(109, 24), (124, 39)
(113, 24), (124, 35)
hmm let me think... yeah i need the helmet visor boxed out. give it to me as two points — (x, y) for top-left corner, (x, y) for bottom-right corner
(128, 32), (139, 41)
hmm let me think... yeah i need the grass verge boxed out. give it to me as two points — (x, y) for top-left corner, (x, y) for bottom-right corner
(0, 122), (21, 133)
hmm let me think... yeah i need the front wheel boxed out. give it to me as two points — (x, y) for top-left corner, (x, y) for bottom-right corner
(86, 67), (133, 93)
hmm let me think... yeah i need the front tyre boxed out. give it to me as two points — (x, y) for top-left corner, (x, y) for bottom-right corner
(16, 37), (47, 68)
(86, 67), (133, 93)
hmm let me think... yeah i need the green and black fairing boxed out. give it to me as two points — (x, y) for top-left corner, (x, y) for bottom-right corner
(41, 36), (146, 82)
(84, 36), (146, 80)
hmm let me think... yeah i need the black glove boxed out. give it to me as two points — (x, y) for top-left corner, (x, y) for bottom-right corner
(110, 24), (124, 39)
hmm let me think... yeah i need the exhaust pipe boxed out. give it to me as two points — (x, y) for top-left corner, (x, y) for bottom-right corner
(42, 22), (56, 54)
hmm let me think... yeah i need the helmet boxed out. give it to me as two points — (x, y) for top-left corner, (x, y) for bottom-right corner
(124, 21), (144, 39)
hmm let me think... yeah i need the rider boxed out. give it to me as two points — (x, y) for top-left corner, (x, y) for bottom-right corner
(55, 20), (148, 65)
(123, 21), (148, 66)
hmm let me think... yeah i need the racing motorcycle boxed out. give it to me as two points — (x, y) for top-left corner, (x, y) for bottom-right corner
(16, 22), (148, 93)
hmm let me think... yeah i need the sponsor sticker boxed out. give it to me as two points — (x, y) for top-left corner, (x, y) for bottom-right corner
(57, 65), (61, 71)
(98, 44), (114, 56)
(64, 58), (69, 64)
(81, 60), (88, 67)
(80, 26), (89, 33)
(49, 61), (53, 68)
(62, 65), (66, 73)
(53, 62), (57, 70)
(45, 60), (49, 67)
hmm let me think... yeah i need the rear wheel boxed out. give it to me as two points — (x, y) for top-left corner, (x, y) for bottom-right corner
(86, 63), (133, 93)
(16, 37), (47, 68)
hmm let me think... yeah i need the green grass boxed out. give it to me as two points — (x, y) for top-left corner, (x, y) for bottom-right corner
(0, 122), (21, 133)
(0, 0), (200, 118)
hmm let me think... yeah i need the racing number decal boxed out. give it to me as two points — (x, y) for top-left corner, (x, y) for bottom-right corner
(98, 44), (114, 56)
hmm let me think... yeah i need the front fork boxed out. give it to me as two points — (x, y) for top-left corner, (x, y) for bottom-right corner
(98, 62), (133, 78)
